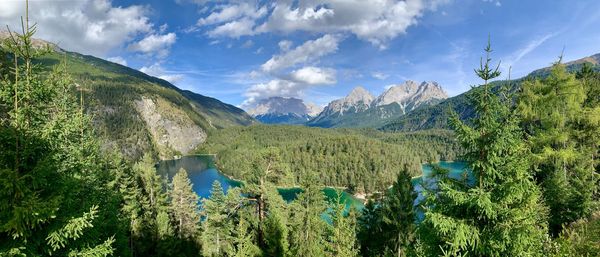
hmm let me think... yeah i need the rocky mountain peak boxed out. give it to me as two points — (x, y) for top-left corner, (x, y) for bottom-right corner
(317, 86), (374, 116)
(373, 80), (447, 113)
(346, 86), (375, 104)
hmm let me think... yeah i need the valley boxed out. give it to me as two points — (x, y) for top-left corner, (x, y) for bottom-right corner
(1, 1), (600, 256)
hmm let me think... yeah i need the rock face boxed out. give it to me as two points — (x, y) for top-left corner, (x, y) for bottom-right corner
(317, 86), (375, 117)
(247, 97), (323, 124)
(373, 81), (448, 114)
(135, 96), (207, 159)
(307, 82), (448, 128)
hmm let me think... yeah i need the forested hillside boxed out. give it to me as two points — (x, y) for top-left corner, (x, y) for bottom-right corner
(196, 125), (462, 193)
(0, 38), (256, 160)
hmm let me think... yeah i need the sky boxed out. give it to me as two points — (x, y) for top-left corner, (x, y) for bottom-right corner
(1, 0), (600, 108)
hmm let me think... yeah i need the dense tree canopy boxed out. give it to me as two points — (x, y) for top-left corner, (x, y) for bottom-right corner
(197, 125), (462, 193)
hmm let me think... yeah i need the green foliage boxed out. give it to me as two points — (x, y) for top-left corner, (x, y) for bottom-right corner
(169, 169), (201, 240)
(357, 168), (417, 257)
(0, 18), (119, 257)
(46, 206), (100, 253)
(198, 125), (461, 193)
(201, 181), (235, 256)
(288, 173), (329, 257)
(420, 42), (548, 256)
(328, 191), (359, 257)
(549, 213), (600, 257)
(518, 61), (600, 235)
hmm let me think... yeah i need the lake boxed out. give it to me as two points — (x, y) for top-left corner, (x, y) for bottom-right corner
(156, 155), (363, 210)
(156, 156), (469, 212)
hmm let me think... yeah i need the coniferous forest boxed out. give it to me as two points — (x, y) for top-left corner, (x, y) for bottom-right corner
(1, 2), (600, 257)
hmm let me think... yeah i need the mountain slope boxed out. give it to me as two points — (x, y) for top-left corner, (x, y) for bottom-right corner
(380, 53), (600, 132)
(307, 82), (447, 128)
(31, 49), (254, 159)
(246, 96), (322, 124)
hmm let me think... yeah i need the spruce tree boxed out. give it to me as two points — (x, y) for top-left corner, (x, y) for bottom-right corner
(420, 41), (548, 256)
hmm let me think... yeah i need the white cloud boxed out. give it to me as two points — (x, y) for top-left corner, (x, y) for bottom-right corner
(371, 71), (389, 80)
(0, 0), (155, 57)
(289, 67), (336, 85)
(241, 39), (254, 48)
(261, 34), (340, 73)
(194, 0), (449, 49)
(128, 33), (177, 58)
(106, 56), (128, 66)
(207, 18), (258, 38)
(278, 40), (293, 52)
(242, 79), (299, 107)
(140, 63), (184, 84)
(197, 2), (267, 26)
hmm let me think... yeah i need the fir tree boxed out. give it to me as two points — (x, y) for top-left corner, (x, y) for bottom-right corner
(420, 41), (548, 256)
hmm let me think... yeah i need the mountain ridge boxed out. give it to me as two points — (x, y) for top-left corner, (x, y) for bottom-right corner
(380, 52), (600, 132)
(307, 81), (448, 128)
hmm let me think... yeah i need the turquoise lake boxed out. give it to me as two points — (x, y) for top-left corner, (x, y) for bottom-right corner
(156, 156), (469, 211)
(156, 155), (363, 210)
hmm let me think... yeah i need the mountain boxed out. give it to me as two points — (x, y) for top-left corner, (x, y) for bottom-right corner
(246, 96), (323, 124)
(307, 82), (448, 128)
(373, 81), (448, 111)
(3, 35), (256, 160)
(380, 53), (600, 132)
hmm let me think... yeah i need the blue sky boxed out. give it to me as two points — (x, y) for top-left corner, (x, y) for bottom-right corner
(2, 0), (600, 108)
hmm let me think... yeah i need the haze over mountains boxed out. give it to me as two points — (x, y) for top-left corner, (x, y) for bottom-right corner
(246, 97), (322, 124)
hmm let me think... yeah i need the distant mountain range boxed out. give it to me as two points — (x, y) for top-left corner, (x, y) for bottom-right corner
(246, 81), (448, 128)
(380, 53), (600, 132)
(246, 97), (322, 124)
(307, 81), (448, 128)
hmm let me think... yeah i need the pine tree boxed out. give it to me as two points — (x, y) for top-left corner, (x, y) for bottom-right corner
(328, 190), (359, 257)
(201, 181), (234, 256)
(357, 199), (385, 256)
(289, 173), (328, 257)
(169, 168), (200, 240)
(0, 3), (116, 255)
(420, 41), (548, 256)
(261, 186), (291, 257)
(380, 168), (416, 257)
(229, 213), (261, 257)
